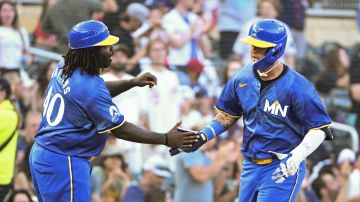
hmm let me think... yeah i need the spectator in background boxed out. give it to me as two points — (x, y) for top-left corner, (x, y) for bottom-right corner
(2, 70), (28, 130)
(213, 160), (241, 202)
(162, 0), (211, 68)
(315, 44), (350, 94)
(233, 0), (297, 68)
(217, 0), (256, 59)
(16, 110), (42, 167)
(102, 0), (120, 32)
(194, 87), (214, 122)
(221, 55), (243, 86)
(13, 111), (42, 197)
(112, 3), (149, 75)
(312, 161), (352, 202)
(41, 0), (103, 54)
(140, 39), (181, 133)
(122, 155), (171, 202)
(337, 148), (360, 201)
(186, 58), (205, 88)
(174, 136), (238, 202)
(349, 151), (360, 199)
(31, 60), (57, 112)
(135, 2), (172, 72)
(278, 0), (308, 61)
(0, 1), (32, 77)
(349, 43), (360, 134)
(179, 86), (203, 130)
(92, 147), (130, 202)
(145, 0), (173, 14)
(7, 189), (32, 202)
(139, 39), (182, 165)
(192, 0), (217, 36)
(0, 78), (18, 202)
(100, 44), (145, 176)
(33, 0), (58, 51)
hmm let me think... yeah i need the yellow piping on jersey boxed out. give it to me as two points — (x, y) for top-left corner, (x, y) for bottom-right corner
(98, 119), (126, 134)
(309, 124), (331, 130)
(214, 106), (241, 119)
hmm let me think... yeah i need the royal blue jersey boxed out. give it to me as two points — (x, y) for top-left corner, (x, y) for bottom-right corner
(215, 64), (331, 159)
(35, 61), (125, 157)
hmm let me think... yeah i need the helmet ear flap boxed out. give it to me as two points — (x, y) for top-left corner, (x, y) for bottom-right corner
(253, 43), (284, 71)
(270, 43), (283, 59)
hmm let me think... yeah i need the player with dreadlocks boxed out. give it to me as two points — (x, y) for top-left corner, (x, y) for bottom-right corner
(29, 20), (198, 202)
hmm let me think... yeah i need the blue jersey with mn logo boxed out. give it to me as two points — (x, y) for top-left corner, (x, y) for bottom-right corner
(35, 61), (125, 157)
(215, 64), (331, 159)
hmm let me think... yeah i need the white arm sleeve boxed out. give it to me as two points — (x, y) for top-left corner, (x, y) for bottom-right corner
(290, 129), (326, 161)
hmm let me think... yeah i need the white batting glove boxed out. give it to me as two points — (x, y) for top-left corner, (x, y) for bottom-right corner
(269, 151), (304, 184)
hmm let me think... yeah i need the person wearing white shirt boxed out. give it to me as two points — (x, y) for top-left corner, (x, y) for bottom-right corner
(100, 45), (145, 176)
(139, 39), (183, 171)
(0, 1), (32, 71)
(161, 0), (210, 68)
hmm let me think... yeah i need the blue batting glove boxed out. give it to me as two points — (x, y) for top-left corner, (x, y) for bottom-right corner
(179, 132), (207, 152)
(169, 132), (207, 156)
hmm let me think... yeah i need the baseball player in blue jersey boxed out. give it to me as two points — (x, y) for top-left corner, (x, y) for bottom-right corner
(29, 20), (198, 202)
(171, 19), (334, 202)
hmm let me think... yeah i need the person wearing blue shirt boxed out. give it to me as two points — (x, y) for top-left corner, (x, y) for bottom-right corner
(171, 19), (334, 202)
(29, 20), (198, 202)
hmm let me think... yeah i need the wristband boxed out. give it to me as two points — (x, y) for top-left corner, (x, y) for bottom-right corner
(164, 133), (168, 146)
(201, 120), (226, 141)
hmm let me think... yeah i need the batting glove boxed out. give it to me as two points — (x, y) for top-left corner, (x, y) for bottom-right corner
(269, 151), (303, 184)
(169, 132), (207, 156)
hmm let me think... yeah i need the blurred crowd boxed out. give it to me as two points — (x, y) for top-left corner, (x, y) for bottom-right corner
(0, 0), (360, 202)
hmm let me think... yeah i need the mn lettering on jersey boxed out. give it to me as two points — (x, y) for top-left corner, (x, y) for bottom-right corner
(263, 99), (289, 118)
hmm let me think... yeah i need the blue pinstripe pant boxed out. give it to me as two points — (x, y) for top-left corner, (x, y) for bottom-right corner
(29, 142), (92, 202)
(238, 158), (305, 202)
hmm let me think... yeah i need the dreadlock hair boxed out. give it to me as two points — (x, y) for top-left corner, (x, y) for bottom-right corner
(61, 47), (104, 81)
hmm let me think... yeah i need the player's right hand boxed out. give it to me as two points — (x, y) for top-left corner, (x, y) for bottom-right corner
(132, 72), (157, 88)
(269, 151), (301, 184)
(165, 121), (199, 148)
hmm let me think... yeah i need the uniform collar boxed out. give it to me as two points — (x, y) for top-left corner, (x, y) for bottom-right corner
(0, 99), (14, 110)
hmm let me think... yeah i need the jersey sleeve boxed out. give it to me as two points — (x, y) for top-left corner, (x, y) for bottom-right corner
(84, 82), (125, 134)
(215, 78), (243, 118)
(293, 84), (332, 133)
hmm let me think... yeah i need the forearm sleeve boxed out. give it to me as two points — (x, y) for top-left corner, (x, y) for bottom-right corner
(291, 129), (326, 160)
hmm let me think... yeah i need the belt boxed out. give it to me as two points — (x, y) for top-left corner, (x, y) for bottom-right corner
(247, 157), (275, 165)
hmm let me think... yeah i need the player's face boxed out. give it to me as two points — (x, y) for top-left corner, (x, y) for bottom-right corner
(99, 46), (114, 68)
(250, 46), (268, 63)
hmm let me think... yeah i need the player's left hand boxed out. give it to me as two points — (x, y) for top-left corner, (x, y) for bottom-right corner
(169, 131), (208, 156)
(269, 151), (302, 184)
(132, 72), (157, 88)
